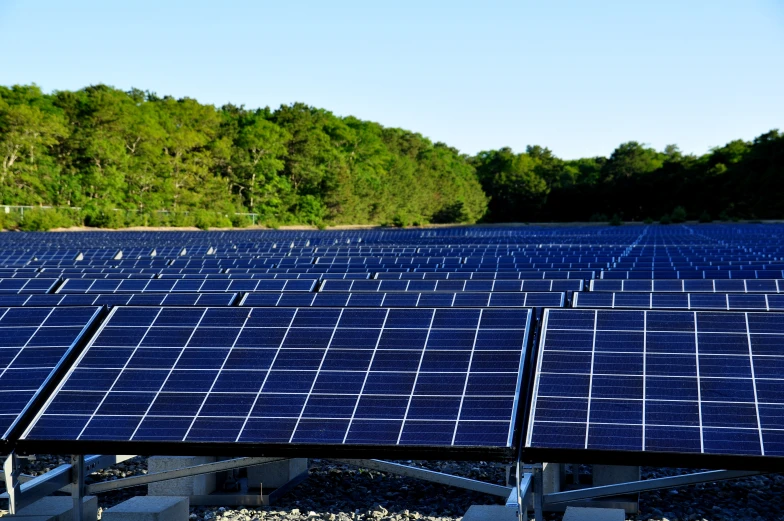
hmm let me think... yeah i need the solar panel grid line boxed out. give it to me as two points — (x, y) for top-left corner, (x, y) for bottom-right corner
(642, 310), (647, 450)
(0, 307), (54, 383)
(0, 307), (18, 381)
(523, 307), (550, 449)
(129, 308), (209, 440)
(745, 313), (765, 456)
(584, 310), (598, 449)
(234, 308), (299, 442)
(181, 309), (254, 441)
(692, 312), (706, 453)
(75, 307), (165, 440)
(451, 308), (483, 445)
(341, 308), (390, 443)
(395, 308), (436, 445)
(287, 308), (345, 443)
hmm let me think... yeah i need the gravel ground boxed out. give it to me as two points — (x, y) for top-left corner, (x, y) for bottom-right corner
(2, 456), (783, 521)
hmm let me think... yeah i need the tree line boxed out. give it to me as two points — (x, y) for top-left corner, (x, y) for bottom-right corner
(0, 84), (781, 230)
(473, 135), (784, 223)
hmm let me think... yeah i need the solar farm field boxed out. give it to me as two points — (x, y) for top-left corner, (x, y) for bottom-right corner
(2, 223), (784, 520)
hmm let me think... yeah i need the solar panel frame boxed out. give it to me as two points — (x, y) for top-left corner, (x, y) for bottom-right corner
(524, 308), (784, 470)
(17, 306), (534, 460)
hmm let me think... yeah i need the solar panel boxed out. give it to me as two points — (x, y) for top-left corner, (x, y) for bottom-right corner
(241, 292), (565, 308)
(57, 279), (316, 293)
(590, 279), (784, 293)
(19, 306), (532, 459)
(0, 306), (101, 442)
(6, 293), (238, 307)
(573, 292), (784, 311)
(0, 278), (60, 294)
(320, 279), (582, 292)
(376, 271), (593, 281)
(525, 309), (784, 468)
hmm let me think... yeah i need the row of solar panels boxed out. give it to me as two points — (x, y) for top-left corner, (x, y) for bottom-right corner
(14, 266), (784, 278)
(10, 253), (784, 264)
(6, 248), (784, 263)
(1, 304), (783, 471)
(4, 291), (784, 312)
(8, 277), (784, 294)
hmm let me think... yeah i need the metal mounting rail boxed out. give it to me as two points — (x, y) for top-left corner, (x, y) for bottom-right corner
(543, 469), (766, 505)
(85, 457), (288, 494)
(1, 455), (136, 511)
(332, 459), (513, 498)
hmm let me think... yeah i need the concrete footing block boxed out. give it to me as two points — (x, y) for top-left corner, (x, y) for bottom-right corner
(102, 497), (189, 521)
(148, 456), (216, 496)
(9, 496), (98, 521)
(542, 462), (563, 494)
(592, 465), (640, 487)
(246, 458), (308, 489)
(562, 506), (626, 521)
(462, 505), (518, 521)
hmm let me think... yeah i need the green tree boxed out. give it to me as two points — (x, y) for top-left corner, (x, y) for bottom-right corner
(473, 147), (548, 222)
(232, 112), (291, 215)
(0, 85), (68, 204)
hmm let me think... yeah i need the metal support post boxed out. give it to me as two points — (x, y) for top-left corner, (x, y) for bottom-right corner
(516, 460), (524, 521)
(533, 465), (544, 521)
(520, 472), (533, 512)
(508, 460), (533, 521)
(3, 451), (20, 515)
(71, 455), (85, 521)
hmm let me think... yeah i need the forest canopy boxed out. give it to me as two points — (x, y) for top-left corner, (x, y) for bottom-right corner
(0, 84), (781, 230)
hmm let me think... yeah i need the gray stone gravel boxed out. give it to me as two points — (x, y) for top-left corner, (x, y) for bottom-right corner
(2, 457), (783, 520)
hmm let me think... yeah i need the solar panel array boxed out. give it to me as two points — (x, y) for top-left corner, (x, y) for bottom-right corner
(0, 223), (782, 467)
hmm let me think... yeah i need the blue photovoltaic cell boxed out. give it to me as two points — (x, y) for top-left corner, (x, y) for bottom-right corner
(526, 309), (784, 460)
(22, 306), (531, 453)
(0, 306), (101, 439)
(241, 292), (565, 308)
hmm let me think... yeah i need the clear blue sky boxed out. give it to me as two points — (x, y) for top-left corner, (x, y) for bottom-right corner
(1, 0), (782, 159)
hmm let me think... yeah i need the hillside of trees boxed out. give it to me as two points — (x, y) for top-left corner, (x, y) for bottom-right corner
(0, 84), (782, 230)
